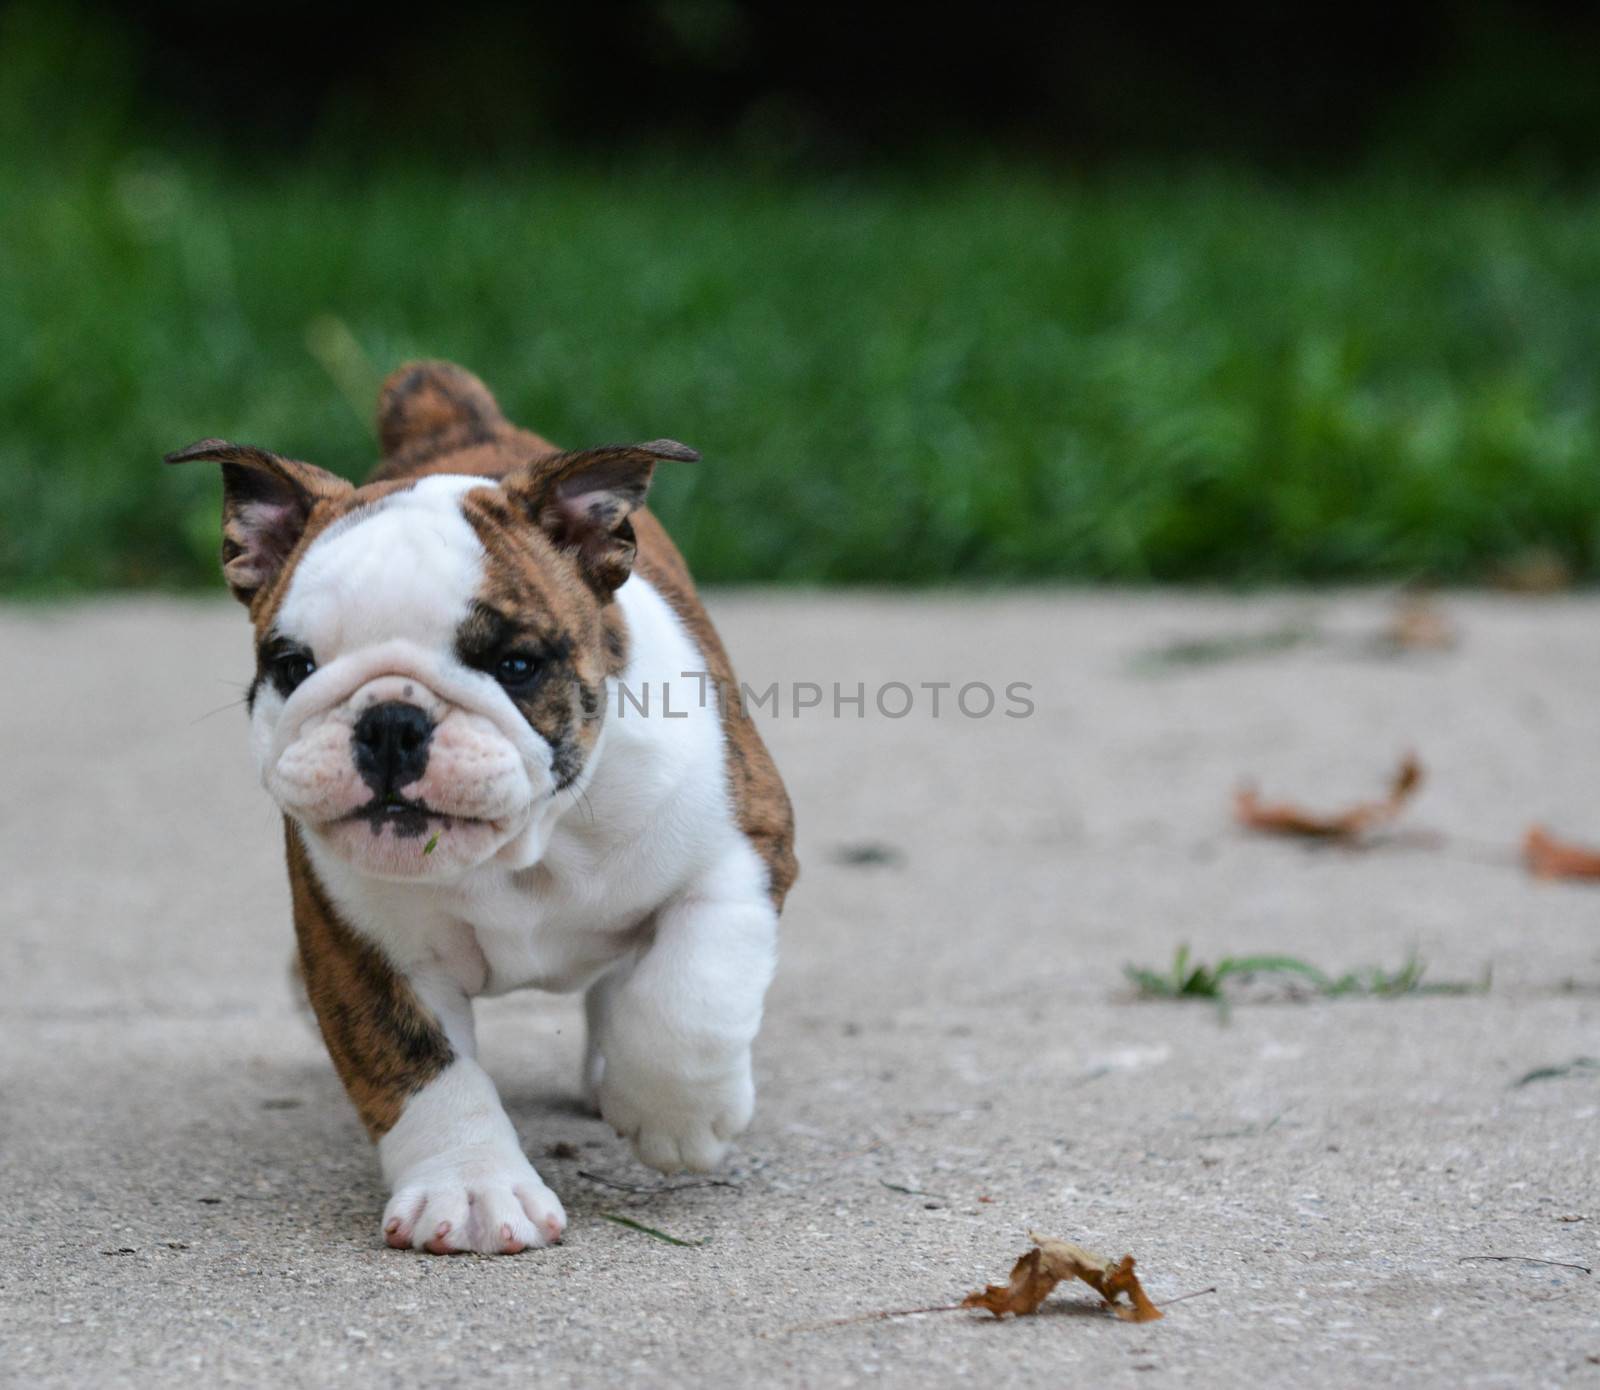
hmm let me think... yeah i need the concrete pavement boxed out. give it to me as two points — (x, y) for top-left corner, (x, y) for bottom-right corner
(1, 591), (1597, 1387)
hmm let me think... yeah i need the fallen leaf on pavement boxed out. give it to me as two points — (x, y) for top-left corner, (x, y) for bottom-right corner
(1381, 598), (1457, 652)
(962, 1233), (1163, 1322)
(1235, 754), (1422, 840)
(1524, 826), (1600, 880)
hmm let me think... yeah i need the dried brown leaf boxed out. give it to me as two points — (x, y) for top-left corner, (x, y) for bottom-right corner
(961, 1233), (1163, 1323)
(1235, 754), (1422, 840)
(1524, 825), (1600, 881)
(962, 1246), (1056, 1317)
(1383, 599), (1457, 652)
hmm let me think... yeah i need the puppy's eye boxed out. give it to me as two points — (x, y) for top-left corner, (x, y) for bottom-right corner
(270, 650), (316, 696)
(495, 652), (540, 691)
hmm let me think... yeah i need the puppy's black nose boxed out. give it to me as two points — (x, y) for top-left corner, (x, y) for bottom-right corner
(352, 702), (434, 795)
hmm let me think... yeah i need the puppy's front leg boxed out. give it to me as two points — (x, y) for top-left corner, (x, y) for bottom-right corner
(590, 849), (779, 1173)
(288, 830), (564, 1254)
(377, 1043), (566, 1254)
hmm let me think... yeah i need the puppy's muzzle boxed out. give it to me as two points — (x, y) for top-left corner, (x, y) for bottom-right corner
(353, 701), (435, 798)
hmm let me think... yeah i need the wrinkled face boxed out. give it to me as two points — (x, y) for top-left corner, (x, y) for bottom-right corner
(249, 476), (611, 880)
(169, 362), (695, 881)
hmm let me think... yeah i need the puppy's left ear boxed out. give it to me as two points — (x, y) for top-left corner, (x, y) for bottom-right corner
(165, 438), (353, 606)
(509, 439), (698, 595)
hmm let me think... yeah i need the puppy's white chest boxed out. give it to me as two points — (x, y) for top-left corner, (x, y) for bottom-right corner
(449, 859), (653, 995)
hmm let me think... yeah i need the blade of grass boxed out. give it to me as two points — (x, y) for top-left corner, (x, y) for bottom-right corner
(598, 1212), (707, 1247)
(1213, 955), (1336, 989)
(1513, 1056), (1600, 1087)
(1127, 947), (1486, 1008)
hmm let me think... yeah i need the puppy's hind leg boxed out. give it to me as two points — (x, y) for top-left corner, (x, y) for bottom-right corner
(580, 966), (625, 1113)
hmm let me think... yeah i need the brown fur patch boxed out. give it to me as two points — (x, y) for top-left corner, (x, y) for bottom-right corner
(601, 608), (630, 677)
(378, 361), (501, 452)
(286, 821), (454, 1138)
(454, 489), (610, 781)
(370, 361), (559, 481)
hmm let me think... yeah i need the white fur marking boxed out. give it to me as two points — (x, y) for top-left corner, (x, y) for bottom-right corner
(379, 1060), (566, 1253)
(276, 475), (489, 659)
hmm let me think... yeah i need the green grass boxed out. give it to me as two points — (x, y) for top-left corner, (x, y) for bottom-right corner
(596, 1213), (707, 1247)
(1511, 1056), (1600, 1087)
(1126, 944), (1488, 1017)
(5, 152), (1600, 591)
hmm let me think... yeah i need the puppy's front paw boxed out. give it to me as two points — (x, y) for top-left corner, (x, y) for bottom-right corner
(597, 1051), (754, 1174)
(382, 1168), (566, 1255)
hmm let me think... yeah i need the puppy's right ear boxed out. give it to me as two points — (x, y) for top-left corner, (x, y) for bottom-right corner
(165, 439), (353, 606)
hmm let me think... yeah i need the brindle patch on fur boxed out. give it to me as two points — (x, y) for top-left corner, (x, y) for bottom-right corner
(285, 821), (454, 1138)
(451, 534), (604, 794)
(377, 361), (500, 456)
(601, 613), (629, 676)
(368, 360), (560, 484)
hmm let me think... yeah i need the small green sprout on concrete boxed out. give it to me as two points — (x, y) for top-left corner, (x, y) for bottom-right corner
(1512, 1056), (1600, 1088)
(598, 1213), (706, 1247)
(1125, 945), (1488, 1019)
(1131, 620), (1321, 675)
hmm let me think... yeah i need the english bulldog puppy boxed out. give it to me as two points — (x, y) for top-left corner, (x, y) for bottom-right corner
(169, 362), (796, 1254)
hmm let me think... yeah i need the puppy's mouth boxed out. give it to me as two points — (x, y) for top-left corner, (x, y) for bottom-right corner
(337, 795), (487, 839)
(310, 794), (514, 879)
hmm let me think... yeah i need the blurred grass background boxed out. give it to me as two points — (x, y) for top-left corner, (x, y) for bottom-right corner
(4, 1), (1600, 592)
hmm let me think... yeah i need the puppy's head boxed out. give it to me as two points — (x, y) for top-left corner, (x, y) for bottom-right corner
(170, 364), (695, 880)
